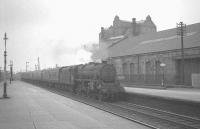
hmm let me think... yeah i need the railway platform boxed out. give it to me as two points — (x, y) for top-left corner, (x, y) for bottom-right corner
(0, 81), (149, 129)
(122, 83), (200, 103)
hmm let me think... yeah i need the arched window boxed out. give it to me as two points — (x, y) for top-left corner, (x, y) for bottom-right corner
(130, 63), (135, 81)
(122, 63), (128, 80)
(145, 61), (151, 82)
(155, 60), (162, 82)
(145, 61), (151, 75)
(130, 63), (135, 75)
(155, 60), (161, 75)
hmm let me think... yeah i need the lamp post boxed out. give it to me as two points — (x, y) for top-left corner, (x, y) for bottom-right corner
(160, 63), (166, 88)
(3, 33), (8, 98)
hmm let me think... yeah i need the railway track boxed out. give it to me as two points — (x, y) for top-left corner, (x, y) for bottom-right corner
(34, 84), (200, 129)
(109, 102), (200, 129)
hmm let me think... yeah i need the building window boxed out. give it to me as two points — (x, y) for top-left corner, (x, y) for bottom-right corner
(122, 63), (128, 80)
(155, 60), (161, 75)
(145, 61), (152, 75)
(130, 63), (134, 75)
(155, 60), (162, 82)
(145, 61), (153, 82)
(130, 63), (135, 81)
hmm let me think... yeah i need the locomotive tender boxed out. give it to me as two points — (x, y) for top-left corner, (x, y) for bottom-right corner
(21, 62), (125, 101)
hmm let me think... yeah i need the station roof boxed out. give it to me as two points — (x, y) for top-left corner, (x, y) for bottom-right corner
(108, 23), (200, 58)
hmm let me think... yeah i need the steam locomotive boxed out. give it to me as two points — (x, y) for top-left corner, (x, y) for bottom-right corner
(20, 62), (125, 101)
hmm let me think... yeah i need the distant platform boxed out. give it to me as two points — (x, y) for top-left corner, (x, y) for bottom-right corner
(123, 84), (200, 103)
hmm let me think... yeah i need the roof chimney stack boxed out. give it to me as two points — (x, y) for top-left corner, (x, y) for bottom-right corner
(100, 27), (104, 40)
(132, 18), (137, 36)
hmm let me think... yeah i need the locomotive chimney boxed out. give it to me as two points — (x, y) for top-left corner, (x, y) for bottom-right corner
(102, 60), (107, 64)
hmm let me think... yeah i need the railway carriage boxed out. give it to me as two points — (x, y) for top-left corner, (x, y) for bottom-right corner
(32, 70), (42, 81)
(42, 68), (60, 87)
(59, 66), (77, 90)
(21, 71), (33, 82)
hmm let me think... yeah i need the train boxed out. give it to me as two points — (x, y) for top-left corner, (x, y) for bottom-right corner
(0, 71), (10, 83)
(20, 62), (125, 101)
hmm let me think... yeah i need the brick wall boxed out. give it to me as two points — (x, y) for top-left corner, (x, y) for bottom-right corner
(111, 47), (200, 86)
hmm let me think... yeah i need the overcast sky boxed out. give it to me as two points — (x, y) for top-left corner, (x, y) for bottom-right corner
(0, 0), (200, 72)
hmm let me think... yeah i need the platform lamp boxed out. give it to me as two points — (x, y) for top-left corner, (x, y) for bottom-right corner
(160, 63), (166, 88)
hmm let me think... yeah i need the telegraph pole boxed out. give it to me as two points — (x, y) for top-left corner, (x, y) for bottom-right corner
(26, 62), (29, 72)
(9, 60), (13, 84)
(3, 33), (8, 98)
(177, 22), (186, 85)
(35, 64), (37, 71)
(0, 67), (2, 82)
(37, 57), (40, 70)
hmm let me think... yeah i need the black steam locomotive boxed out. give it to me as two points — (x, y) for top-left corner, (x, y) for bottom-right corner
(21, 62), (125, 101)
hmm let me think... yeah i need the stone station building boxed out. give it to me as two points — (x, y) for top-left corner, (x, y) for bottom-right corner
(98, 15), (200, 87)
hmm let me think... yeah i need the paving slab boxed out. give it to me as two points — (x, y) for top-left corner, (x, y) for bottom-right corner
(0, 81), (150, 129)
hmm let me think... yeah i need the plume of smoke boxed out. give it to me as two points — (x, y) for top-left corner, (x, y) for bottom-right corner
(93, 41), (109, 62)
(51, 40), (95, 66)
(39, 40), (110, 68)
(82, 41), (110, 62)
(75, 49), (92, 64)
